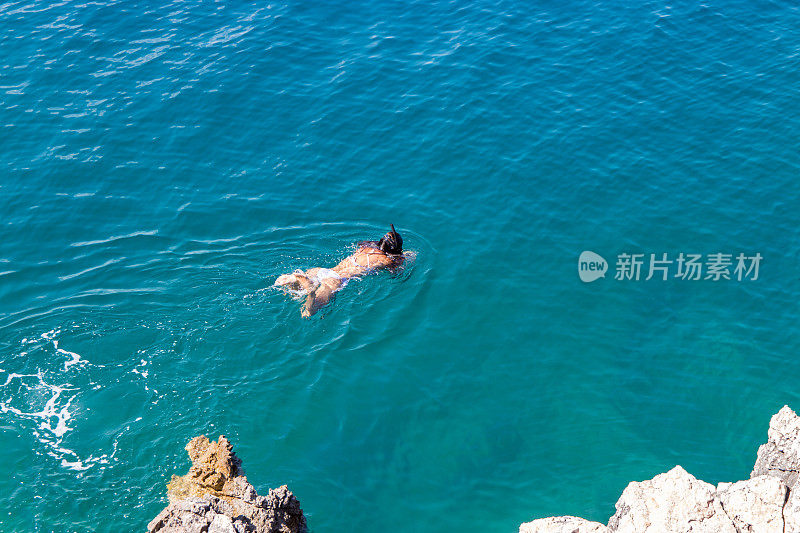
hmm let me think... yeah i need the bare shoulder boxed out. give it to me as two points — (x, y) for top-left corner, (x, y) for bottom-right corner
(370, 251), (396, 267)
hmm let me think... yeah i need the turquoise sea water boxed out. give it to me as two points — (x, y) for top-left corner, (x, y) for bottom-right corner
(2, 0), (800, 531)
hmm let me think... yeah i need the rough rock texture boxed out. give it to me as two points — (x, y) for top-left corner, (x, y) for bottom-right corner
(148, 435), (306, 533)
(716, 476), (787, 533)
(520, 405), (800, 533)
(608, 466), (735, 533)
(752, 405), (800, 487)
(519, 516), (607, 532)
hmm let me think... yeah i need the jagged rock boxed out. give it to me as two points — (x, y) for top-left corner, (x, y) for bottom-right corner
(148, 435), (306, 533)
(605, 469), (791, 532)
(208, 514), (237, 533)
(782, 479), (800, 532)
(715, 476), (787, 533)
(147, 497), (254, 533)
(519, 515), (607, 532)
(608, 466), (735, 532)
(521, 406), (800, 533)
(165, 435), (243, 502)
(751, 405), (800, 488)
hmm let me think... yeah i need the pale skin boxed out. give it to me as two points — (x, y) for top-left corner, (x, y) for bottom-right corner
(275, 241), (413, 317)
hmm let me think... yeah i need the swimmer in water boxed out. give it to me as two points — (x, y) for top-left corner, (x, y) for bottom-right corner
(274, 224), (413, 317)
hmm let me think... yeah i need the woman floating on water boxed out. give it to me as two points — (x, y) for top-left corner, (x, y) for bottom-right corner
(274, 224), (412, 317)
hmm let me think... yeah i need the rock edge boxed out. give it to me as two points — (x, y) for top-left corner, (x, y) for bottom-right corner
(148, 435), (306, 533)
(521, 405), (800, 533)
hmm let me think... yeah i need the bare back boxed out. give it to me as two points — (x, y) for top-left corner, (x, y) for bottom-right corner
(274, 229), (411, 317)
(332, 245), (402, 279)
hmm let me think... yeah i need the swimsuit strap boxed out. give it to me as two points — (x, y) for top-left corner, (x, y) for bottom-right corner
(351, 247), (375, 269)
(350, 247), (385, 271)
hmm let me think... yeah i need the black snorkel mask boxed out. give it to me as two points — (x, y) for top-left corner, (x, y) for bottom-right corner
(378, 224), (403, 255)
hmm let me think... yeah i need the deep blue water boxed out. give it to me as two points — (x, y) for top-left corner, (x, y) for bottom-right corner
(1, 0), (799, 531)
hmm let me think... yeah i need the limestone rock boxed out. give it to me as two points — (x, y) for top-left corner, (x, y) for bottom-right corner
(167, 435), (243, 502)
(148, 435), (306, 533)
(208, 514), (237, 533)
(519, 515), (607, 532)
(147, 497), (253, 533)
(781, 478), (800, 532)
(715, 476), (787, 533)
(607, 466), (735, 533)
(519, 406), (800, 533)
(751, 405), (800, 488)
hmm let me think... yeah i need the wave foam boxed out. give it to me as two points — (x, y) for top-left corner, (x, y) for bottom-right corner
(1, 328), (120, 471)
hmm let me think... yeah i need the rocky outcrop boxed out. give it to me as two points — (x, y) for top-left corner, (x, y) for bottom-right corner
(752, 405), (800, 487)
(519, 516), (606, 533)
(520, 405), (800, 533)
(148, 435), (306, 533)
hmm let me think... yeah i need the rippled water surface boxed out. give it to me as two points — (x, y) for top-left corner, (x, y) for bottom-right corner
(2, 0), (800, 531)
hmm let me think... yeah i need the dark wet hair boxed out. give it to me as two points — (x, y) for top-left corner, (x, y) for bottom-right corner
(376, 224), (403, 255)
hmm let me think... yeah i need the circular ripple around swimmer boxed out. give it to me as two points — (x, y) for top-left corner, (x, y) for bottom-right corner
(216, 224), (442, 505)
(241, 222), (438, 376)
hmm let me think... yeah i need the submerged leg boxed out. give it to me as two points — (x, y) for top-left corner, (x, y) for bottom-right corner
(274, 273), (301, 289)
(275, 269), (319, 293)
(301, 279), (341, 317)
(293, 270), (319, 292)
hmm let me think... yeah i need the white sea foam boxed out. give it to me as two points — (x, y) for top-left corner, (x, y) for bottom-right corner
(40, 328), (102, 371)
(0, 369), (88, 469)
(0, 329), (119, 471)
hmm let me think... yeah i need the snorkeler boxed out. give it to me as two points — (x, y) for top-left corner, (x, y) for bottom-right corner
(274, 224), (411, 317)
